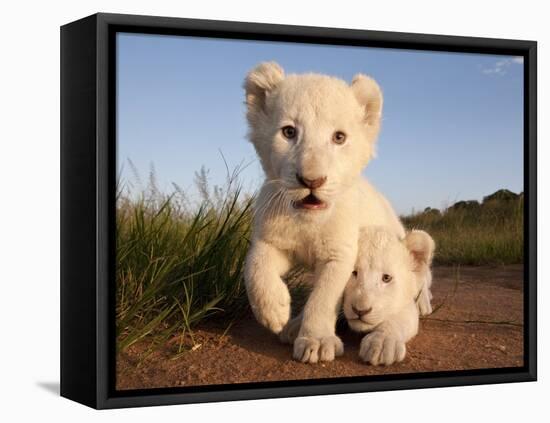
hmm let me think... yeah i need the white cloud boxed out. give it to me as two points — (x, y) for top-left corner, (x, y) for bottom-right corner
(481, 57), (524, 75)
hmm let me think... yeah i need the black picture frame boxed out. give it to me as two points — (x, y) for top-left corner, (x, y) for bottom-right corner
(60, 12), (537, 409)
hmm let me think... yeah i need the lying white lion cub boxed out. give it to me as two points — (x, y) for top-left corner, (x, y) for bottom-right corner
(343, 227), (435, 365)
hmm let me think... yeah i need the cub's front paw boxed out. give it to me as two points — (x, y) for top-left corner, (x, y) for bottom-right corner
(416, 288), (433, 316)
(359, 332), (406, 366)
(255, 300), (291, 335)
(250, 288), (291, 335)
(293, 335), (344, 363)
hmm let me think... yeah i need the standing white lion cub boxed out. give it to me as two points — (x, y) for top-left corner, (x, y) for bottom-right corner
(344, 227), (435, 365)
(243, 62), (407, 363)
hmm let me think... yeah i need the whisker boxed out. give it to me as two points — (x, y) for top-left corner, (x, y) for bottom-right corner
(274, 189), (290, 219)
(254, 188), (280, 220)
(269, 189), (285, 220)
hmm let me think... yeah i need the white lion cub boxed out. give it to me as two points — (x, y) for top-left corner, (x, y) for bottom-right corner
(243, 62), (406, 363)
(343, 227), (435, 365)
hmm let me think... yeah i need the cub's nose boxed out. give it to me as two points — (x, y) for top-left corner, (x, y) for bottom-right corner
(296, 173), (327, 189)
(352, 305), (372, 318)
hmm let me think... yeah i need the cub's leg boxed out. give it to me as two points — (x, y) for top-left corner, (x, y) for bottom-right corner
(293, 259), (353, 363)
(415, 269), (433, 316)
(416, 286), (433, 316)
(244, 239), (292, 334)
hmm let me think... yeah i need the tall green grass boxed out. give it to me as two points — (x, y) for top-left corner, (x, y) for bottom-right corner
(116, 167), (523, 354)
(116, 166), (255, 354)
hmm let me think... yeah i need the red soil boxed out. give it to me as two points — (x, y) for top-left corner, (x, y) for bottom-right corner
(116, 265), (524, 390)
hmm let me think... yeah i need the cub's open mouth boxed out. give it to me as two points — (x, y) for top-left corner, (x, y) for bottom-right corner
(293, 193), (327, 210)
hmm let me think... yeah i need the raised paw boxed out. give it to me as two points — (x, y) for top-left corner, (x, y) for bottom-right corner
(254, 298), (291, 334)
(249, 287), (291, 334)
(359, 332), (406, 366)
(279, 314), (302, 344)
(293, 335), (344, 363)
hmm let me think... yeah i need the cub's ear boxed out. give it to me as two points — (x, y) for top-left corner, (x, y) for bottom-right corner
(404, 230), (435, 271)
(244, 62), (285, 117)
(350, 74), (383, 128)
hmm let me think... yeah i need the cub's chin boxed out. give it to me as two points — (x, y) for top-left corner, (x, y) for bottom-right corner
(347, 318), (379, 333)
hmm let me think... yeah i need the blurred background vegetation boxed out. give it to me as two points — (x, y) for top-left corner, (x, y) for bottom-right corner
(402, 189), (524, 266)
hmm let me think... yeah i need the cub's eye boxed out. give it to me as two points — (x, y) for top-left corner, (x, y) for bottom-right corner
(281, 125), (297, 139)
(332, 131), (347, 145)
(352, 270), (358, 277)
(382, 274), (393, 283)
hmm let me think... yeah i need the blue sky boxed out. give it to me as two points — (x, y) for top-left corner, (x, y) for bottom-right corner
(117, 33), (524, 215)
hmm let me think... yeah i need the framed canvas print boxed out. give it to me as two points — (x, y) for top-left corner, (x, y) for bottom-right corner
(60, 13), (537, 409)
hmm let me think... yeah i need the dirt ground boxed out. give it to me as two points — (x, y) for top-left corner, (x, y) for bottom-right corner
(116, 265), (524, 390)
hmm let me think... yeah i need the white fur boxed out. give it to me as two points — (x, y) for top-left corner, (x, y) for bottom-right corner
(405, 230), (436, 316)
(343, 227), (435, 365)
(243, 62), (405, 363)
